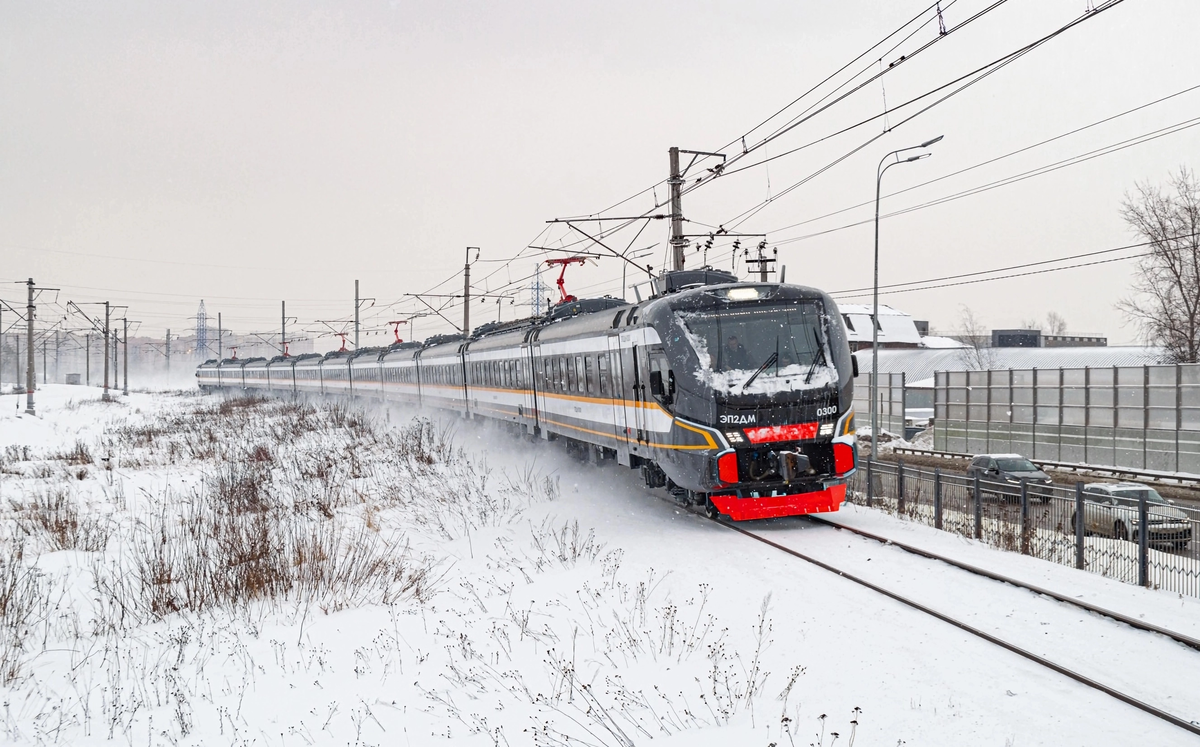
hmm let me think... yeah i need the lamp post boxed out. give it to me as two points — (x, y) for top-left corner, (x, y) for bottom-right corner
(871, 135), (942, 460)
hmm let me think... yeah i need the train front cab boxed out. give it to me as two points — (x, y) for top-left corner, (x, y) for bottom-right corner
(636, 283), (858, 521)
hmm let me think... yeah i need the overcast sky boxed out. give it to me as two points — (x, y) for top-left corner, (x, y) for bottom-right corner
(2, 0), (1198, 347)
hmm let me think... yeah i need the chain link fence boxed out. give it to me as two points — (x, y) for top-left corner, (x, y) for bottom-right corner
(847, 459), (1200, 598)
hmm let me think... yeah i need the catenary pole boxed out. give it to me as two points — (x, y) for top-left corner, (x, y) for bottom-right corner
(102, 301), (111, 401)
(354, 280), (360, 349)
(281, 301), (286, 355)
(217, 312), (222, 359)
(25, 278), (35, 414)
(669, 147), (685, 271)
(122, 318), (129, 395)
(463, 250), (471, 335)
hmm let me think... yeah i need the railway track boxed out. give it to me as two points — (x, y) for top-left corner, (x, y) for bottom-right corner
(703, 509), (1200, 737)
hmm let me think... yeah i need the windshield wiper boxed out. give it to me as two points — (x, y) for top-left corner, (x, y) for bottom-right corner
(804, 329), (827, 384)
(742, 352), (778, 390)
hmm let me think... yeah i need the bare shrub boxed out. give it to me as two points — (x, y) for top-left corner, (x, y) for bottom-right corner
(92, 473), (438, 626)
(52, 440), (94, 466)
(0, 541), (51, 684)
(9, 488), (111, 552)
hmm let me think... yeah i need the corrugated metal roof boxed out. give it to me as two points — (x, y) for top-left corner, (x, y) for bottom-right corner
(854, 346), (1165, 383)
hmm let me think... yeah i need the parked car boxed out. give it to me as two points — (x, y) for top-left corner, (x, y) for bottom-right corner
(1074, 483), (1193, 551)
(965, 454), (1054, 503)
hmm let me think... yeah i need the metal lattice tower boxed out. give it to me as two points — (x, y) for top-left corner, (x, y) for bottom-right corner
(196, 300), (208, 357)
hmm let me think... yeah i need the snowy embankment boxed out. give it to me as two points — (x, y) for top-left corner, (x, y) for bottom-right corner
(2, 387), (1198, 746)
(0, 388), (829, 746)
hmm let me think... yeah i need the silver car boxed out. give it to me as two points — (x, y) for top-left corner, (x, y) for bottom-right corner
(1076, 483), (1193, 551)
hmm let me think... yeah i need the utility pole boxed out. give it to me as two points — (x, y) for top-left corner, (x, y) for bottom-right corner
(281, 301), (287, 355)
(165, 329), (171, 382)
(25, 278), (35, 413)
(745, 241), (778, 282)
(463, 247), (479, 335)
(668, 147), (686, 271)
(463, 249), (471, 335)
(85, 333), (90, 385)
(112, 323), (119, 393)
(54, 329), (60, 384)
(102, 301), (111, 401)
(122, 318), (129, 395)
(14, 334), (20, 390)
(218, 312), (223, 359)
(354, 280), (360, 349)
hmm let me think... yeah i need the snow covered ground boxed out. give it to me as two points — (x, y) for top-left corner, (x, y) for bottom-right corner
(1, 386), (1198, 745)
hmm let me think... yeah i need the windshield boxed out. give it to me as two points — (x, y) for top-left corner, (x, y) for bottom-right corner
(995, 458), (1038, 472)
(678, 302), (825, 374)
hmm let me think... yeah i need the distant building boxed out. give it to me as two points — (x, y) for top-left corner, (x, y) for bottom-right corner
(838, 304), (924, 351)
(991, 329), (1107, 348)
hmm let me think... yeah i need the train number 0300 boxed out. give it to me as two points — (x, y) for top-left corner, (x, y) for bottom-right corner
(816, 406), (838, 418)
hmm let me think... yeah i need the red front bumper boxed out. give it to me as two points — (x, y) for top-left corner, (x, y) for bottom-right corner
(709, 483), (846, 521)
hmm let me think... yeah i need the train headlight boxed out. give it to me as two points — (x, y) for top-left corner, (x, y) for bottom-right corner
(725, 287), (762, 301)
(819, 423), (834, 436)
(725, 431), (746, 445)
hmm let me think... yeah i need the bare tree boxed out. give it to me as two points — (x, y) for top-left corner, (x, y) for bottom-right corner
(956, 305), (996, 370)
(1118, 167), (1200, 363)
(1045, 311), (1067, 336)
(1019, 317), (1040, 330)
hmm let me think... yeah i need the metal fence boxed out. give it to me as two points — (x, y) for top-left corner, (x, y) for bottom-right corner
(847, 459), (1200, 598)
(934, 364), (1200, 474)
(856, 372), (906, 436)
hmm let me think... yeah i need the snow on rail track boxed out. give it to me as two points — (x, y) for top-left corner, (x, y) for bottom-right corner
(709, 513), (1200, 737)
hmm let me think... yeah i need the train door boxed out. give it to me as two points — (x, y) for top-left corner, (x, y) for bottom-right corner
(619, 334), (646, 444)
(607, 335), (629, 444)
(523, 342), (539, 434)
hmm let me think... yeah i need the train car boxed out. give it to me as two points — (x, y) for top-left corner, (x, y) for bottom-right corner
(241, 357), (269, 392)
(464, 321), (538, 429)
(293, 353), (323, 396)
(349, 347), (386, 400)
(265, 354), (295, 394)
(620, 274), (857, 520)
(216, 357), (247, 390)
(194, 270), (857, 521)
(318, 351), (353, 398)
(380, 341), (422, 407)
(416, 335), (467, 413)
(197, 360), (220, 392)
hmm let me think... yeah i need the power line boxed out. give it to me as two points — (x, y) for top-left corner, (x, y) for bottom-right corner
(830, 231), (1200, 300)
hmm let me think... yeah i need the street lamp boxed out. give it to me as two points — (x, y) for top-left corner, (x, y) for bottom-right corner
(871, 135), (942, 460)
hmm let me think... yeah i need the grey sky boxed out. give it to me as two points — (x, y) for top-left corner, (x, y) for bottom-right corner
(2, 0), (1197, 346)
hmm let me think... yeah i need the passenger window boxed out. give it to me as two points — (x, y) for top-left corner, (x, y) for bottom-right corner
(585, 357), (596, 394)
(599, 355), (609, 395)
(567, 357), (577, 391)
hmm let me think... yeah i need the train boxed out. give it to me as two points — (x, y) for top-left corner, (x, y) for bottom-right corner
(196, 269), (858, 520)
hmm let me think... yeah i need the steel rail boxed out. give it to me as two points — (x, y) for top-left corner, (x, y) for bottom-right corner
(809, 515), (1200, 651)
(713, 516), (1200, 737)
